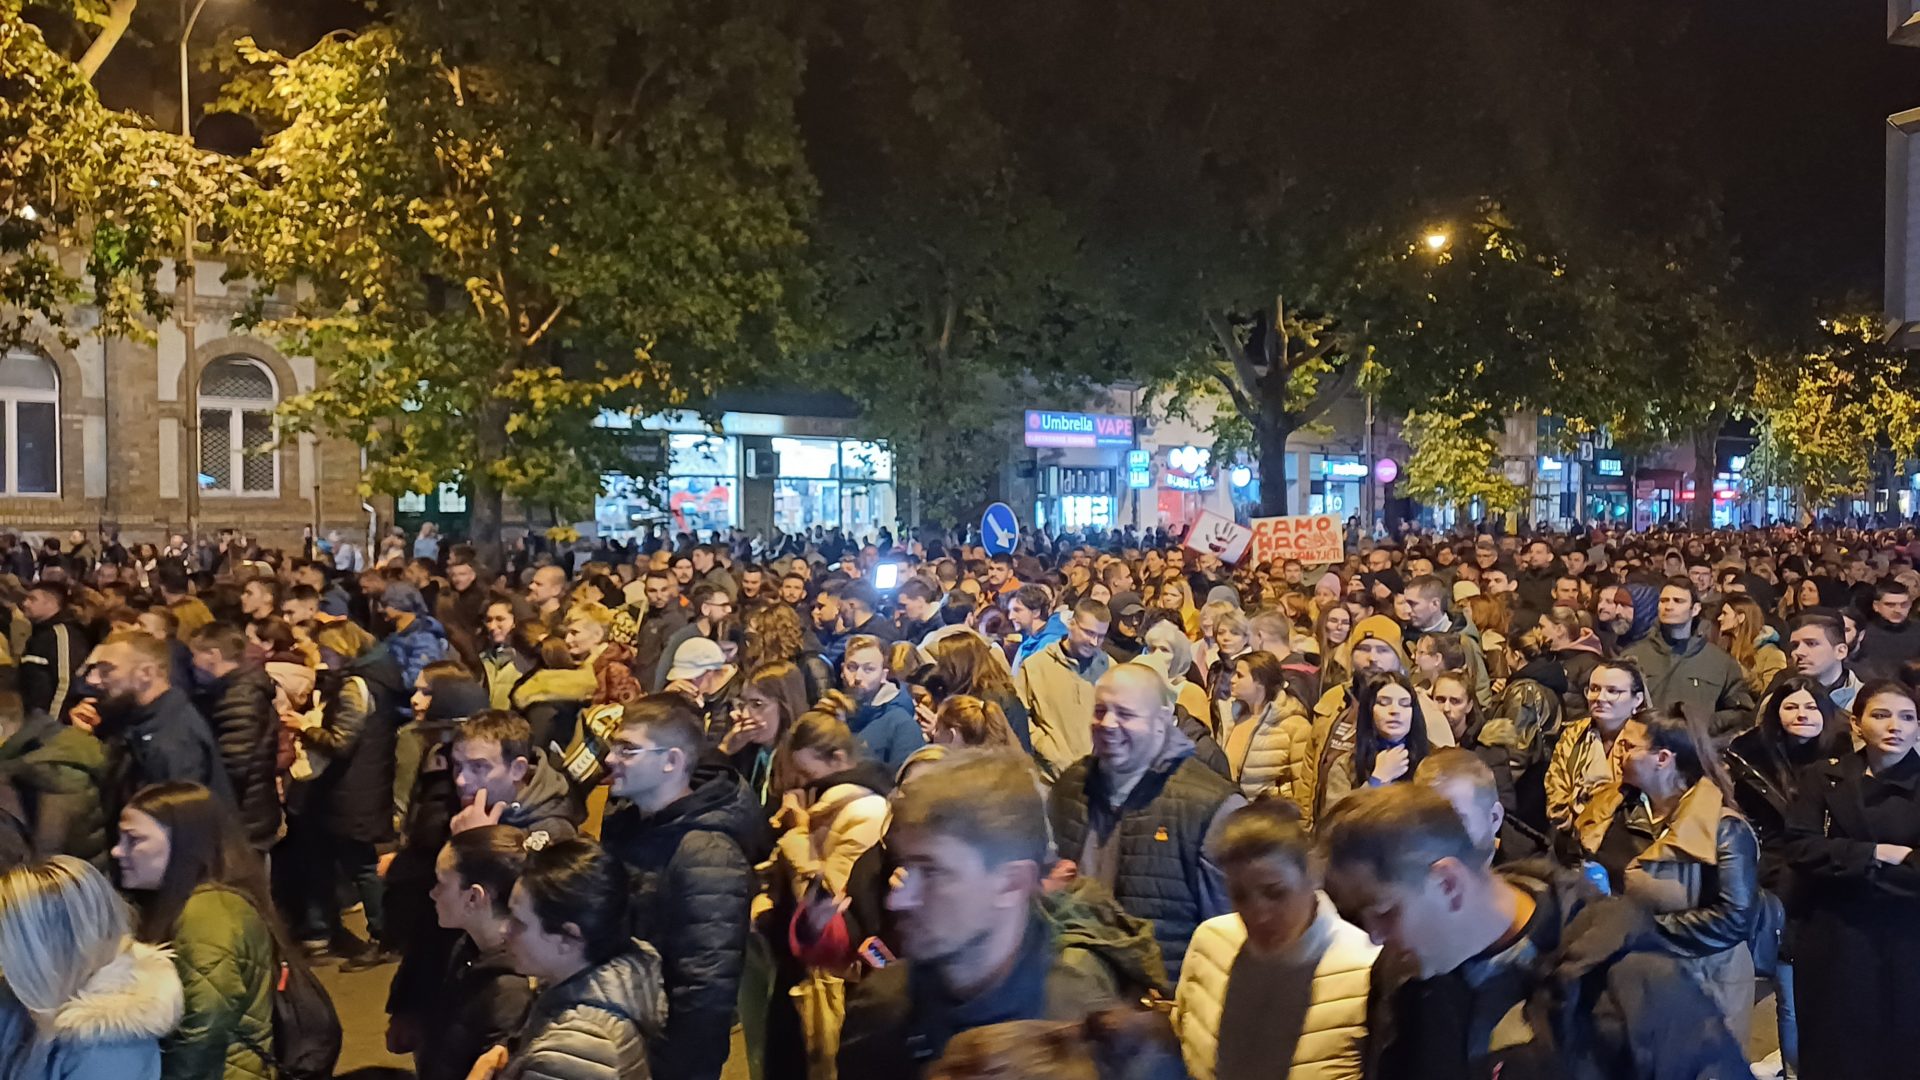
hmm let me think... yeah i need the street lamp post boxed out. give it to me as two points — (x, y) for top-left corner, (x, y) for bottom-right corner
(179, 0), (213, 546)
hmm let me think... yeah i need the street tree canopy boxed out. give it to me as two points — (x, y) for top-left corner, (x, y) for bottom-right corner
(219, 0), (814, 553)
(0, 0), (230, 349)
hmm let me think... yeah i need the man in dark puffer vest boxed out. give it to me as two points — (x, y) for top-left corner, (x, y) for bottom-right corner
(1048, 661), (1244, 980)
(599, 694), (765, 1080)
(186, 623), (285, 853)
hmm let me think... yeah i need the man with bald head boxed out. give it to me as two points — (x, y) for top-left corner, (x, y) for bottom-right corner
(1046, 661), (1243, 980)
(526, 564), (570, 632)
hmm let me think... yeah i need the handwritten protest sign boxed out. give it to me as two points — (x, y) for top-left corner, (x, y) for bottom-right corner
(1184, 510), (1254, 564)
(1248, 514), (1344, 566)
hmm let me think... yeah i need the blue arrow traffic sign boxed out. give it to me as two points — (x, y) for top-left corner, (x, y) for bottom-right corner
(981, 502), (1019, 555)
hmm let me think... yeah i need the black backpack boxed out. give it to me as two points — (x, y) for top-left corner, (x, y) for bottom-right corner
(237, 955), (343, 1080)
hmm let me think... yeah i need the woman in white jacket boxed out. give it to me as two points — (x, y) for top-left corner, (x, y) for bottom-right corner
(1174, 801), (1375, 1080)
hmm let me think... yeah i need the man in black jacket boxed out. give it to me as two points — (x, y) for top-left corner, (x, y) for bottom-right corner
(19, 580), (90, 724)
(186, 623), (284, 853)
(1320, 784), (1749, 1080)
(600, 695), (761, 1080)
(632, 569), (691, 687)
(72, 630), (233, 815)
(1850, 578), (1920, 681)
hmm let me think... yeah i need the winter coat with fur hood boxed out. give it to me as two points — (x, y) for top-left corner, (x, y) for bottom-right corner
(0, 938), (184, 1080)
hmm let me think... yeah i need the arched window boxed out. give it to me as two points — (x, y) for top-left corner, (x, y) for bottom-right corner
(198, 356), (278, 496)
(0, 350), (60, 495)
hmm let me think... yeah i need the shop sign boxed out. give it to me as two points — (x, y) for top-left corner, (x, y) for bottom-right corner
(1321, 460), (1368, 479)
(1163, 446), (1215, 490)
(1596, 457), (1625, 477)
(1184, 509), (1253, 563)
(1023, 410), (1135, 448)
(1126, 450), (1153, 489)
(1248, 514), (1345, 565)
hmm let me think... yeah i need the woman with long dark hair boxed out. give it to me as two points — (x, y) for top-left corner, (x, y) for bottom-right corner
(1603, 705), (1760, 1042)
(1783, 680), (1920, 1079)
(1344, 671), (1433, 797)
(720, 661), (810, 813)
(113, 782), (297, 1080)
(1725, 675), (1844, 1078)
(926, 632), (1031, 750)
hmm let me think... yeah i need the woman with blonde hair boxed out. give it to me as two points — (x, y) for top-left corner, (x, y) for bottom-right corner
(1156, 575), (1203, 639)
(0, 856), (184, 1080)
(560, 601), (643, 705)
(1716, 594), (1788, 696)
(927, 694), (1018, 748)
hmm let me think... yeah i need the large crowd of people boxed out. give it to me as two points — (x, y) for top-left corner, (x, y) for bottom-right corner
(3, 519), (1920, 1078)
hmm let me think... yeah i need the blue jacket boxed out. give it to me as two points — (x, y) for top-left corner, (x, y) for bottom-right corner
(1011, 612), (1068, 676)
(386, 615), (451, 709)
(849, 686), (925, 774)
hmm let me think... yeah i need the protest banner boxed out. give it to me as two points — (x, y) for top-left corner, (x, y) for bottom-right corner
(1247, 514), (1344, 565)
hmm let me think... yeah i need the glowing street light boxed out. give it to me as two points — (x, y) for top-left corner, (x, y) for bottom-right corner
(1423, 230), (1451, 253)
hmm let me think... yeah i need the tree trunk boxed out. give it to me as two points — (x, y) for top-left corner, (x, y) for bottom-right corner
(1254, 418), (1295, 516)
(469, 471), (506, 573)
(1686, 420), (1719, 531)
(469, 398), (510, 571)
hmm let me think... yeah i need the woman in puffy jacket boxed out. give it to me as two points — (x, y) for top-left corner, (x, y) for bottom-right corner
(1597, 704), (1760, 1042)
(484, 838), (664, 1080)
(114, 782), (286, 1080)
(1174, 801), (1374, 1080)
(1222, 651), (1312, 804)
(0, 855), (184, 1080)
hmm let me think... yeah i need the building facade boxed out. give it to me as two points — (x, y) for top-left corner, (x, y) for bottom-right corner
(1, 259), (371, 548)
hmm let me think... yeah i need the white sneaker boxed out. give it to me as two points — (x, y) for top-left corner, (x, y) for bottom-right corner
(1749, 1050), (1783, 1080)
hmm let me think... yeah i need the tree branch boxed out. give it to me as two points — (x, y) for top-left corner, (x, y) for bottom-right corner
(1289, 349), (1366, 428)
(77, 0), (137, 82)
(524, 300), (568, 347)
(1203, 306), (1261, 404)
(1208, 365), (1257, 425)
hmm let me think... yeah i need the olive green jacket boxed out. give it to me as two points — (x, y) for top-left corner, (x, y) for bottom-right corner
(161, 886), (276, 1080)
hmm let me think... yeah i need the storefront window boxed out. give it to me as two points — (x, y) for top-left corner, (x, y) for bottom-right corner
(663, 434), (737, 533)
(776, 479), (841, 530)
(772, 437), (838, 478)
(770, 436), (895, 534)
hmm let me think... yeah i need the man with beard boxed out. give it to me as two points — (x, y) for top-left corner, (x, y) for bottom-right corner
(1016, 599), (1112, 780)
(632, 568), (691, 684)
(839, 635), (924, 772)
(70, 630), (232, 815)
